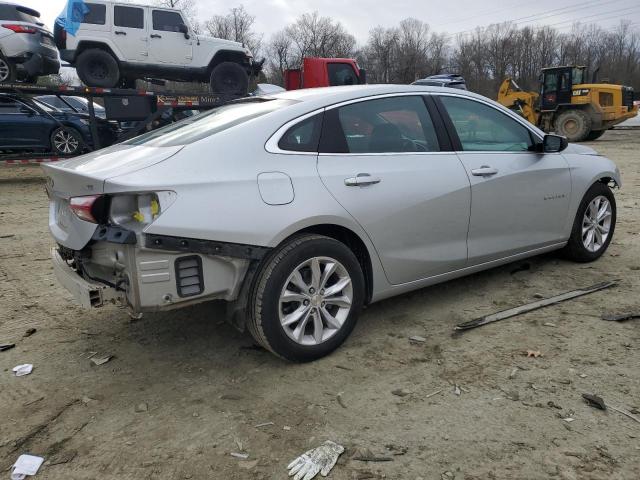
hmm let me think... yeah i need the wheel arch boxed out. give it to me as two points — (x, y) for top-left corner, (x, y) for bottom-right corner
(207, 50), (249, 74)
(75, 41), (121, 64)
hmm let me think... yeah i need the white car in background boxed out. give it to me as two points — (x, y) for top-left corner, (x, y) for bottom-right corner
(44, 85), (620, 361)
(53, 0), (260, 93)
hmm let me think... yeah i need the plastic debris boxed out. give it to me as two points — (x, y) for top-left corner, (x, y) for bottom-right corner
(11, 454), (44, 480)
(231, 452), (249, 459)
(12, 364), (33, 377)
(409, 335), (427, 343)
(453, 384), (461, 396)
(254, 422), (274, 428)
(336, 392), (347, 409)
(90, 354), (113, 366)
(1, 343), (16, 352)
(582, 393), (606, 410)
(23, 328), (37, 338)
(352, 447), (393, 462)
(287, 440), (344, 480)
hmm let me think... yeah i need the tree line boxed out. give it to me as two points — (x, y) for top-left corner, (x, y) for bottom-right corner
(187, 4), (639, 97)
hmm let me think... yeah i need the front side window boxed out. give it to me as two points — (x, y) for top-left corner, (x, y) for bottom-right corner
(321, 96), (440, 154)
(278, 114), (323, 152)
(81, 3), (106, 25)
(114, 6), (144, 29)
(327, 63), (358, 86)
(126, 99), (296, 147)
(152, 10), (185, 32)
(440, 96), (533, 152)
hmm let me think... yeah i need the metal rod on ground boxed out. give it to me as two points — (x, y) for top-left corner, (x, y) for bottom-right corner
(454, 281), (618, 332)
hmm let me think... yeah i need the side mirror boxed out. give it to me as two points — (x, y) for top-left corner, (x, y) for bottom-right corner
(543, 134), (568, 153)
(178, 24), (189, 39)
(358, 68), (367, 85)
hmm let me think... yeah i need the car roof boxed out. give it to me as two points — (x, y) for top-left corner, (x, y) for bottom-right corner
(268, 84), (486, 108)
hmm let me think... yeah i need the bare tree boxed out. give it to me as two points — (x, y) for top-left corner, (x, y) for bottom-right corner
(204, 5), (263, 56)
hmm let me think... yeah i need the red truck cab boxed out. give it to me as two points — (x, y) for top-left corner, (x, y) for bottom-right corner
(284, 57), (366, 90)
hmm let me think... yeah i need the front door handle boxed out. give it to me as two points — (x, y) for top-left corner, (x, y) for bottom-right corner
(115, 30), (126, 35)
(471, 166), (499, 177)
(150, 34), (162, 39)
(344, 173), (382, 187)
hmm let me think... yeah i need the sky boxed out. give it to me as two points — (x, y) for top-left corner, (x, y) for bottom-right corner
(20, 0), (640, 44)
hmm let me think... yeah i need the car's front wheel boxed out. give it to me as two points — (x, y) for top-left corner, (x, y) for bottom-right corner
(210, 62), (249, 95)
(563, 182), (616, 262)
(50, 127), (84, 156)
(248, 234), (365, 362)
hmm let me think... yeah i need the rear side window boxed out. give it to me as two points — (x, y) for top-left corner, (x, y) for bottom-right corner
(81, 3), (106, 25)
(439, 96), (533, 152)
(320, 96), (440, 154)
(278, 114), (323, 152)
(114, 6), (144, 29)
(152, 10), (185, 32)
(0, 5), (39, 23)
(126, 99), (297, 147)
(327, 63), (358, 86)
(0, 97), (23, 113)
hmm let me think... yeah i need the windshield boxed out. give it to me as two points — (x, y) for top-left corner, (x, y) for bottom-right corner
(0, 5), (40, 23)
(572, 67), (585, 85)
(125, 98), (296, 147)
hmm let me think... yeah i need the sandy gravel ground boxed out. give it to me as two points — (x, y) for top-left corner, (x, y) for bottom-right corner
(1, 129), (639, 480)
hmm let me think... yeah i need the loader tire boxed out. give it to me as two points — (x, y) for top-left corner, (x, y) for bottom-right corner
(585, 129), (606, 141)
(555, 110), (592, 142)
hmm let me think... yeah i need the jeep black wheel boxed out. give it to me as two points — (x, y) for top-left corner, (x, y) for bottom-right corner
(210, 61), (249, 95)
(0, 54), (16, 84)
(76, 49), (120, 88)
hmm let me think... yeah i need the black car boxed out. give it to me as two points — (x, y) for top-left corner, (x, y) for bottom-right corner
(412, 74), (467, 90)
(0, 93), (118, 155)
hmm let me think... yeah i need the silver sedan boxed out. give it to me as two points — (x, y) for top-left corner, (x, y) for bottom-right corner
(43, 85), (620, 361)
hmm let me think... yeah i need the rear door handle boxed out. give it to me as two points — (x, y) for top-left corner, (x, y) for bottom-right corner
(344, 173), (381, 187)
(150, 34), (162, 39)
(115, 30), (126, 35)
(471, 166), (499, 177)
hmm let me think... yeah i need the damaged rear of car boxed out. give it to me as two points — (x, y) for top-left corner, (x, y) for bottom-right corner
(44, 98), (292, 314)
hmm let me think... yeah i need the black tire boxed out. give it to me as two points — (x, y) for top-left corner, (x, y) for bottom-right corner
(0, 53), (16, 84)
(76, 49), (120, 88)
(50, 126), (85, 156)
(563, 182), (616, 262)
(247, 234), (365, 362)
(585, 129), (606, 141)
(209, 61), (249, 95)
(555, 110), (592, 142)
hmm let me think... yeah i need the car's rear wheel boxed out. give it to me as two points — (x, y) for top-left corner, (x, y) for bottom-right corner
(0, 54), (16, 84)
(50, 127), (84, 156)
(248, 234), (365, 362)
(76, 49), (120, 88)
(210, 62), (249, 95)
(563, 182), (616, 262)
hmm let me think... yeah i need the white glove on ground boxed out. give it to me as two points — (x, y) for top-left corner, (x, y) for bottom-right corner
(287, 440), (344, 480)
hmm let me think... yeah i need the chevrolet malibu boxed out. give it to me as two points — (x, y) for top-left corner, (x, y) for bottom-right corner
(43, 85), (619, 361)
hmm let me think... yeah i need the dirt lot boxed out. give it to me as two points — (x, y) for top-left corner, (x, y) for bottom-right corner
(1, 129), (639, 480)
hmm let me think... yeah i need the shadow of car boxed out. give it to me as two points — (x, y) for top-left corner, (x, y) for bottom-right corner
(0, 93), (118, 155)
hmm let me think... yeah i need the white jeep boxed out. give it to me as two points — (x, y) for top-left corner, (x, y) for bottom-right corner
(54, 0), (261, 94)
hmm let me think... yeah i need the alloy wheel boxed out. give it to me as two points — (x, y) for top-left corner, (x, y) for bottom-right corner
(582, 195), (612, 252)
(278, 256), (353, 346)
(0, 58), (10, 83)
(53, 130), (80, 154)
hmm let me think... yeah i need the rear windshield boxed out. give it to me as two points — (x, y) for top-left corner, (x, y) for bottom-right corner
(125, 98), (296, 147)
(0, 5), (39, 23)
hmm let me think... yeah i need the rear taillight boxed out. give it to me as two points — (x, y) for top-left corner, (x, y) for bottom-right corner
(69, 195), (107, 223)
(2, 24), (38, 34)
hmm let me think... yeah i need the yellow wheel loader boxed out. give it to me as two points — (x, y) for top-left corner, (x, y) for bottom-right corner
(497, 66), (638, 142)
